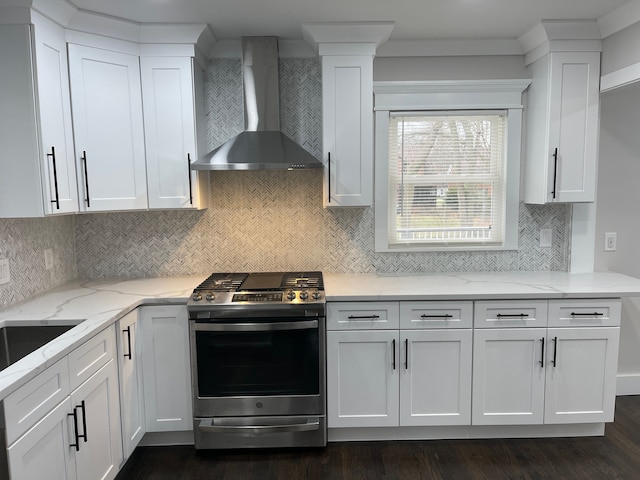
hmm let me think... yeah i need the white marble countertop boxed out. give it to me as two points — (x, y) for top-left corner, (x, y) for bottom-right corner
(2, 270), (640, 401)
(0, 276), (206, 399)
(324, 271), (640, 301)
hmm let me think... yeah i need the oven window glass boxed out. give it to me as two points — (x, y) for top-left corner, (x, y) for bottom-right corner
(195, 323), (320, 397)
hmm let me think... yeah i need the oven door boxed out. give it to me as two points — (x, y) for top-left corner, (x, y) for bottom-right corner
(190, 316), (325, 418)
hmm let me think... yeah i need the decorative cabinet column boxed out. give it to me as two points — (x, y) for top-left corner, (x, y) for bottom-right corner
(302, 22), (394, 208)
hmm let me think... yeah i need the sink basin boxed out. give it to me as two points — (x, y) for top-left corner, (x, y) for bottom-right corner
(0, 323), (80, 371)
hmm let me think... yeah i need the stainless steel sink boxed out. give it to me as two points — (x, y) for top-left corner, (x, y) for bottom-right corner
(0, 322), (81, 370)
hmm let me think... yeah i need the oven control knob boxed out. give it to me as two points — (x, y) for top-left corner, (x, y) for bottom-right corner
(286, 290), (297, 301)
(192, 293), (202, 301)
(205, 293), (216, 301)
(299, 291), (309, 300)
(312, 291), (321, 300)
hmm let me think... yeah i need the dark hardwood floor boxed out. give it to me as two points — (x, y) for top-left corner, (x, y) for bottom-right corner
(116, 395), (640, 480)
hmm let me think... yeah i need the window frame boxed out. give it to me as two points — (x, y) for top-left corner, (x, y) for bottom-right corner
(373, 79), (530, 253)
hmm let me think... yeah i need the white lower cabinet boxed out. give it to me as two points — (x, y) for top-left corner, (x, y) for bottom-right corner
(472, 300), (621, 427)
(472, 328), (546, 425)
(3, 326), (122, 480)
(7, 398), (77, 480)
(117, 310), (145, 460)
(400, 329), (472, 426)
(139, 305), (193, 432)
(327, 301), (473, 428)
(327, 330), (399, 427)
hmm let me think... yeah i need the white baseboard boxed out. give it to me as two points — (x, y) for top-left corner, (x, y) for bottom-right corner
(617, 373), (640, 395)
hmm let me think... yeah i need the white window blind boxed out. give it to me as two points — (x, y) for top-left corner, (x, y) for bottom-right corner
(388, 111), (507, 247)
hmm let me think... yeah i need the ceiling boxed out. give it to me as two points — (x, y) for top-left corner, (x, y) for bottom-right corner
(69, 0), (633, 44)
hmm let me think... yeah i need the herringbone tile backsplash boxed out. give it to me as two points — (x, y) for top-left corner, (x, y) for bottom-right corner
(74, 55), (570, 277)
(0, 57), (571, 307)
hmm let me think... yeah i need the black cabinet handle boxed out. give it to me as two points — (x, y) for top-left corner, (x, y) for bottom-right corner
(123, 326), (132, 360)
(47, 146), (60, 210)
(392, 339), (396, 370)
(187, 153), (193, 205)
(81, 151), (90, 207)
(68, 408), (80, 451)
(420, 314), (453, 319)
(78, 400), (88, 443)
(539, 337), (545, 367)
(496, 313), (529, 318)
(552, 336), (558, 367)
(570, 312), (604, 317)
(404, 338), (409, 370)
(327, 152), (331, 203)
(347, 314), (380, 320)
(551, 147), (558, 199)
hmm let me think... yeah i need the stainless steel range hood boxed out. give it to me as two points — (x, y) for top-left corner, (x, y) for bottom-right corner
(192, 37), (322, 171)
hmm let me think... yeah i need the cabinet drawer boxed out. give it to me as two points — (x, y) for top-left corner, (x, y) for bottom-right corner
(474, 300), (548, 328)
(548, 299), (621, 327)
(400, 301), (473, 329)
(3, 357), (70, 445)
(68, 324), (115, 391)
(327, 302), (399, 330)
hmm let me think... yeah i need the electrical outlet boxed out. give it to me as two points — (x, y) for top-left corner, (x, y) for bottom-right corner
(539, 229), (552, 248)
(604, 232), (617, 251)
(44, 248), (54, 270)
(0, 258), (10, 285)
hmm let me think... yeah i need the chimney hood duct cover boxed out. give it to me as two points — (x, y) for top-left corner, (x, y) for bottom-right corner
(192, 37), (322, 171)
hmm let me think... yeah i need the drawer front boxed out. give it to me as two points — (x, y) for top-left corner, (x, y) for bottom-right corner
(3, 356), (70, 445)
(327, 302), (400, 330)
(474, 300), (548, 328)
(400, 301), (473, 329)
(68, 324), (115, 391)
(548, 299), (621, 327)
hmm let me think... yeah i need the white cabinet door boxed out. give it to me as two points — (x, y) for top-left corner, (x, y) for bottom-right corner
(0, 15), (78, 218)
(140, 305), (193, 432)
(524, 51), (600, 204)
(472, 328), (546, 425)
(32, 13), (78, 215)
(71, 360), (122, 480)
(141, 56), (205, 210)
(6, 397), (77, 480)
(326, 330), (399, 427)
(400, 329), (472, 426)
(321, 55), (373, 207)
(68, 44), (147, 212)
(117, 310), (145, 459)
(544, 327), (620, 424)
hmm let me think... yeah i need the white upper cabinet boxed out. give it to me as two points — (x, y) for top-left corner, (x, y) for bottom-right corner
(141, 56), (208, 210)
(303, 22), (393, 208)
(321, 54), (374, 207)
(0, 12), (79, 218)
(521, 20), (601, 205)
(68, 43), (148, 212)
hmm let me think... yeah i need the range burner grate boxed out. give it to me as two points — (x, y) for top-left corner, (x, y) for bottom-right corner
(195, 273), (248, 292)
(281, 272), (324, 290)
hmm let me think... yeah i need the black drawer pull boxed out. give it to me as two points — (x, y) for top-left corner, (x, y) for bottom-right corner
(347, 314), (380, 320)
(496, 313), (529, 318)
(420, 314), (453, 319)
(570, 312), (604, 317)
(552, 336), (558, 367)
(539, 337), (545, 367)
(392, 339), (396, 370)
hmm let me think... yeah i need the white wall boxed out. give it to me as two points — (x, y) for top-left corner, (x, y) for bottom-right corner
(602, 21), (640, 76)
(595, 80), (640, 394)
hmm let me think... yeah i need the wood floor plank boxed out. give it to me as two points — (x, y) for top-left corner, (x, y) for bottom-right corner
(117, 395), (640, 480)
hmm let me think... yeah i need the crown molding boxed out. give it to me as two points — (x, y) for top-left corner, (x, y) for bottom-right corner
(302, 21), (394, 54)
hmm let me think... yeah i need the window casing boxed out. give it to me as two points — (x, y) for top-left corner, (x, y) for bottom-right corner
(374, 80), (530, 252)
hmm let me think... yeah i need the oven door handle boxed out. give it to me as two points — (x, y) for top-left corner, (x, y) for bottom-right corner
(194, 320), (318, 332)
(197, 418), (320, 434)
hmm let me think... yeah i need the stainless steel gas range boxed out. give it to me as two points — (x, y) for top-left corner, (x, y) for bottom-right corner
(187, 271), (326, 449)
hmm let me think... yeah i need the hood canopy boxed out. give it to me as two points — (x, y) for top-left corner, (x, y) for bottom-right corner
(192, 36), (322, 171)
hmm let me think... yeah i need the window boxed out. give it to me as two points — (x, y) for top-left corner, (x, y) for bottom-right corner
(374, 80), (530, 252)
